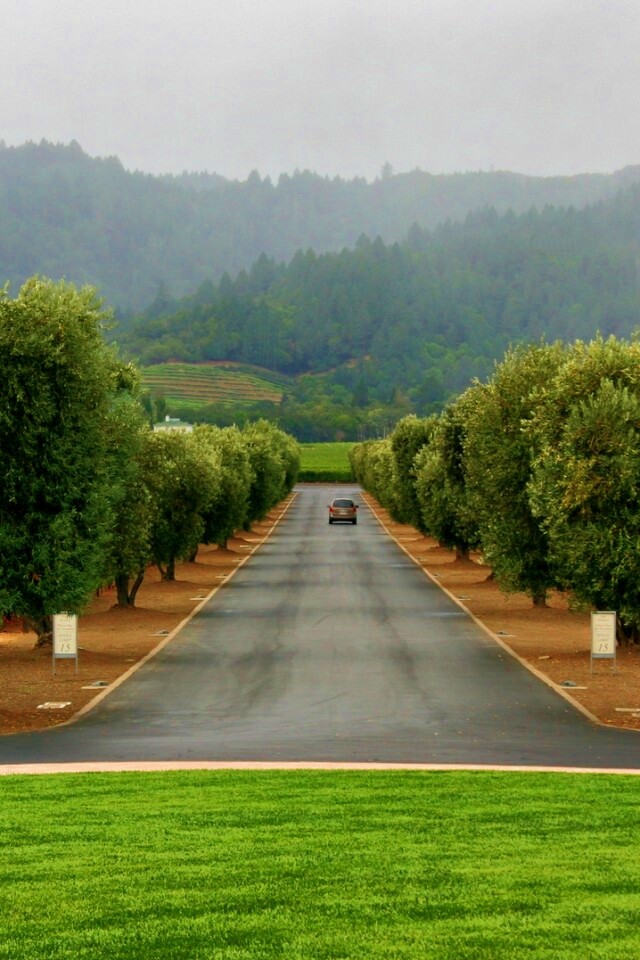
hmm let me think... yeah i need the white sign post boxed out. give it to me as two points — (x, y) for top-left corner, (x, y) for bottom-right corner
(52, 614), (78, 675)
(591, 611), (617, 674)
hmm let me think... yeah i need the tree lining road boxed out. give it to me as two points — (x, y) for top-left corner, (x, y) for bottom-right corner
(2, 486), (640, 768)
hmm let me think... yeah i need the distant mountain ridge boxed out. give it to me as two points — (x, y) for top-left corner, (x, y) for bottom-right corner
(119, 183), (640, 424)
(1, 139), (640, 311)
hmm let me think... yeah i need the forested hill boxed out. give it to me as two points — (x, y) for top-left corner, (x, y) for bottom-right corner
(3, 140), (640, 311)
(119, 185), (640, 413)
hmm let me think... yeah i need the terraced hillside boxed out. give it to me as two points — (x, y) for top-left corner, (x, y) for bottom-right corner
(142, 362), (289, 408)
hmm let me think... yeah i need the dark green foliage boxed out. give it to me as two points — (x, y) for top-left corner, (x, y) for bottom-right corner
(297, 468), (354, 482)
(143, 431), (222, 580)
(242, 420), (299, 525)
(0, 274), (300, 618)
(0, 278), (131, 638)
(388, 415), (437, 528)
(117, 184), (640, 438)
(414, 402), (480, 555)
(349, 438), (399, 516)
(533, 382), (640, 631)
(529, 338), (640, 633)
(356, 334), (640, 624)
(6, 142), (640, 443)
(192, 425), (254, 549)
(350, 417), (438, 530)
(100, 396), (156, 607)
(4, 140), (640, 312)
(462, 343), (569, 605)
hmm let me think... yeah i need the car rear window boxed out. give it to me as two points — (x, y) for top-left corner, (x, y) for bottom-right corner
(333, 499), (354, 507)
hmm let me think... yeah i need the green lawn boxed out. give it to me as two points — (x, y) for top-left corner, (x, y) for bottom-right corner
(2, 770), (640, 958)
(299, 442), (354, 482)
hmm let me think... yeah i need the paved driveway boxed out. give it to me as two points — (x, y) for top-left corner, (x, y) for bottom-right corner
(2, 486), (640, 768)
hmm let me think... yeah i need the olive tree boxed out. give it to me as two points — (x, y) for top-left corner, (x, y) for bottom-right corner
(388, 415), (436, 530)
(145, 430), (222, 580)
(354, 437), (398, 512)
(414, 401), (479, 556)
(529, 337), (640, 638)
(192, 424), (253, 548)
(242, 420), (299, 525)
(100, 396), (156, 607)
(462, 342), (568, 606)
(0, 278), (133, 643)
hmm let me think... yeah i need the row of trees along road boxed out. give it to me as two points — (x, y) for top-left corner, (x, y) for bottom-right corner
(350, 336), (640, 643)
(0, 278), (300, 646)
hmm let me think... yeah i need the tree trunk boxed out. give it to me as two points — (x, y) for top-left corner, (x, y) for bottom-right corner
(161, 557), (176, 581)
(25, 614), (53, 648)
(128, 570), (146, 607)
(532, 591), (548, 608)
(455, 546), (470, 560)
(617, 620), (639, 646)
(115, 573), (133, 608)
(188, 546), (199, 562)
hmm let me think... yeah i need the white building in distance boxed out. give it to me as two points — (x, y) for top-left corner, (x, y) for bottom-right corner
(153, 415), (194, 434)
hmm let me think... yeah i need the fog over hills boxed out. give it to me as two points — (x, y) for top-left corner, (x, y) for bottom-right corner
(2, 140), (640, 312)
(116, 179), (640, 440)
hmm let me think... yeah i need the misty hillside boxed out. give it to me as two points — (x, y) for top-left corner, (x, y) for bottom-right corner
(2, 140), (640, 311)
(119, 184), (640, 423)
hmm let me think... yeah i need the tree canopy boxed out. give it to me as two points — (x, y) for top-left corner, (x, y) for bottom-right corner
(0, 278), (133, 640)
(0, 278), (300, 637)
(352, 334), (640, 636)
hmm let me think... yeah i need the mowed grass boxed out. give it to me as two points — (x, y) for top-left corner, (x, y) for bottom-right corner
(2, 770), (640, 959)
(142, 363), (288, 407)
(299, 442), (354, 482)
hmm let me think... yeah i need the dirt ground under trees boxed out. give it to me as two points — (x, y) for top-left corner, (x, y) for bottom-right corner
(2, 490), (640, 738)
(0, 503), (294, 736)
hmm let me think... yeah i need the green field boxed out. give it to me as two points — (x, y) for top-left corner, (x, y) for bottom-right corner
(142, 362), (289, 408)
(299, 442), (354, 482)
(2, 770), (639, 959)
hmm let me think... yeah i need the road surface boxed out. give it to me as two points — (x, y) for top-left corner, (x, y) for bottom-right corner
(2, 486), (640, 768)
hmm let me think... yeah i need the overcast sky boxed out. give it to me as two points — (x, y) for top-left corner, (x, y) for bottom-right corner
(3, 0), (639, 181)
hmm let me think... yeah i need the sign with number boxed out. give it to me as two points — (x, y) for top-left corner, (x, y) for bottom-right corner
(591, 612), (616, 674)
(53, 614), (78, 657)
(52, 613), (79, 675)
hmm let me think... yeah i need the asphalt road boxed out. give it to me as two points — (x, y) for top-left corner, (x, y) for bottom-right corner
(2, 485), (640, 768)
